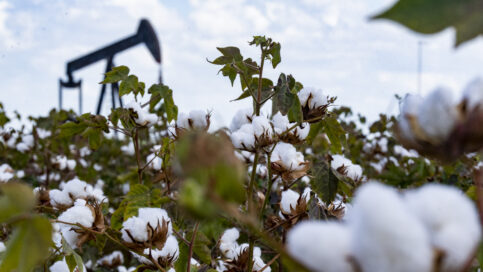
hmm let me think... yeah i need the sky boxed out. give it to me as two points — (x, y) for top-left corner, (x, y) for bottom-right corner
(1, 0), (483, 128)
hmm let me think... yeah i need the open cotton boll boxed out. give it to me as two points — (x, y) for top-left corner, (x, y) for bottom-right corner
(252, 116), (273, 137)
(188, 110), (209, 128)
(58, 202), (95, 248)
(230, 108), (253, 132)
(0, 163), (14, 182)
(146, 153), (163, 170)
(404, 184), (481, 272)
(230, 124), (256, 149)
(136, 236), (179, 265)
(49, 189), (73, 207)
(121, 216), (149, 243)
(280, 189), (300, 213)
(293, 123), (310, 140)
(271, 142), (305, 171)
(349, 182), (432, 272)
(287, 221), (352, 272)
(418, 88), (459, 143)
(97, 251), (124, 266)
(298, 88), (327, 109)
(126, 101), (158, 126)
(62, 178), (90, 199)
(331, 155), (362, 180)
(137, 207), (172, 234)
(463, 77), (483, 112)
(220, 228), (240, 259)
(271, 112), (290, 134)
(0, 241), (5, 252)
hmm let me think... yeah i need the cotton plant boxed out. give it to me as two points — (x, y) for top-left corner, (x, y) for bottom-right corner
(1, 35), (483, 272)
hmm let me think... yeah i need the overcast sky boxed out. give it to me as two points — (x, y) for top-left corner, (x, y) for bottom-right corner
(1, 0), (483, 128)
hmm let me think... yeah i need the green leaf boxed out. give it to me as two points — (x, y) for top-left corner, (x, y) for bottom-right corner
(59, 122), (88, 138)
(232, 89), (252, 101)
(220, 65), (238, 86)
(0, 216), (53, 272)
(62, 238), (84, 272)
(269, 42), (281, 68)
(371, 0), (483, 46)
(306, 121), (324, 144)
(272, 73), (297, 115)
(322, 116), (345, 154)
(310, 158), (339, 204)
(216, 47), (243, 61)
(174, 237), (189, 272)
(100, 66), (129, 84)
(287, 96), (303, 123)
(119, 75), (139, 97)
(0, 183), (35, 223)
(148, 84), (178, 122)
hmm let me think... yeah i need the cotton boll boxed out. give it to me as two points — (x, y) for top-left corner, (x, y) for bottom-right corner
(157, 235), (179, 260)
(418, 88), (458, 143)
(230, 108), (253, 131)
(331, 155), (362, 180)
(271, 142), (305, 171)
(188, 110), (209, 129)
(0, 163), (14, 182)
(0, 241), (5, 252)
(272, 112), (290, 134)
(280, 189), (300, 213)
(137, 208), (172, 234)
(220, 228), (240, 259)
(252, 116), (273, 137)
(49, 189), (73, 207)
(121, 217), (148, 243)
(58, 204), (95, 248)
(126, 101), (158, 126)
(287, 221), (353, 272)
(62, 178), (90, 199)
(293, 123), (310, 140)
(463, 77), (483, 112)
(404, 184), (481, 272)
(298, 88), (327, 109)
(146, 153), (163, 170)
(349, 182), (432, 272)
(230, 124), (255, 149)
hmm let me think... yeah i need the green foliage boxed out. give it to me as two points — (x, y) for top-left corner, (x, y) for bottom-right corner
(59, 113), (109, 149)
(372, 0), (483, 46)
(148, 84), (178, 122)
(322, 116), (346, 154)
(0, 183), (52, 272)
(310, 157), (339, 204)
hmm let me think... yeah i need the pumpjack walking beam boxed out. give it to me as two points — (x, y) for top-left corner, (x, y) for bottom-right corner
(59, 19), (161, 114)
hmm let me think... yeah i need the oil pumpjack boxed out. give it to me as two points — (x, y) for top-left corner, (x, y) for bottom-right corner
(59, 19), (161, 114)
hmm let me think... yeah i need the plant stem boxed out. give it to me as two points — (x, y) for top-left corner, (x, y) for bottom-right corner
(255, 49), (266, 116)
(247, 151), (260, 214)
(133, 129), (143, 184)
(187, 222), (200, 272)
(260, 146), (276, 221)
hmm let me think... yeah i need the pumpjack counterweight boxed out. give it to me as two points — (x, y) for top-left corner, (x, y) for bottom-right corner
(59, 19), (161, 114)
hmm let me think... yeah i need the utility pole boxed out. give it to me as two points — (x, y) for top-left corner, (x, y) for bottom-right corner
(417, 41), (424, 95)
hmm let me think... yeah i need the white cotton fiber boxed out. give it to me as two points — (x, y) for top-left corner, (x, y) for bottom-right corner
(280, 189), (300, 213)
(417, 88), (458, 143)
(349, 182), (432, 272)
(404, 183), (481, 272)
(287, 221), (352, 272)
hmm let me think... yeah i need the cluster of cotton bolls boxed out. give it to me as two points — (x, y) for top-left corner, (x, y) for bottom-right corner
(168, 110), (211, 138)
(397, 78), (483, 160)
(48, 177), (106, 209)
(330, 154), (363, 180)
(287, 182), (481, 272)
(229, 109), (311, 151)
(52, 155), (76, 171)
(146, 144), (163, 170)
(121, 208), (179, 269)
(126, 100), (158, 126)
(217, 228), (271, 272)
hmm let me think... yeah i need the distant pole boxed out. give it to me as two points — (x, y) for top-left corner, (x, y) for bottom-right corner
(417, 41), (424, 95)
